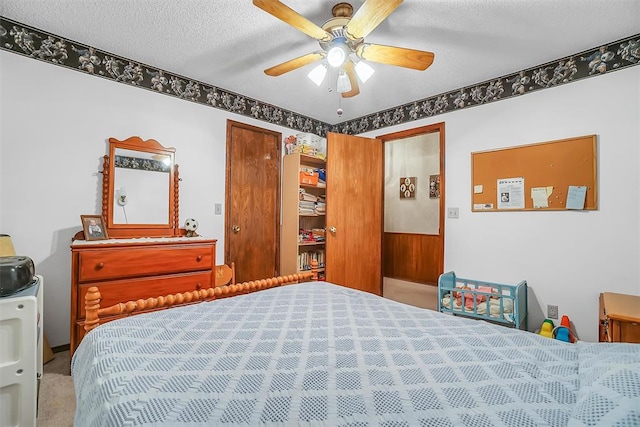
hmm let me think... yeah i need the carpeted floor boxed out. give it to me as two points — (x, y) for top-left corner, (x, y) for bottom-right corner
(383, 277), (438, 310)
(37, 350), (74, 427)
(35, 278), (436, 426)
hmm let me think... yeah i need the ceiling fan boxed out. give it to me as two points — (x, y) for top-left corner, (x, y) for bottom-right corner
(253, 0), (435, 98)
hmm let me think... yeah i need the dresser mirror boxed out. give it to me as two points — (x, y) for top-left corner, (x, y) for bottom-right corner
(102, 136), (180, 238)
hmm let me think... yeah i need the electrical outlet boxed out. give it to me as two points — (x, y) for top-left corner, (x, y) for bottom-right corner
(214, 203), (222, 215)
(447, 207), (459, 218)
(547, 304), (558, 319)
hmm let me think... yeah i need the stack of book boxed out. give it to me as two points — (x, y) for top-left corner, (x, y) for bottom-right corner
(299, 189), (317, 202)
(315, 196), (326, 215)
(299, 190), (326, 215)
(299, 200), (316, 215)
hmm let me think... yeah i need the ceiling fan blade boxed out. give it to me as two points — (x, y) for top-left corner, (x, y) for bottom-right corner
(264, 52), (325, 76)
(253, 0), (332, 42)
(345, 0), (403, 41)
(342, 61), (359, 98)
(356, 43), (434, 70)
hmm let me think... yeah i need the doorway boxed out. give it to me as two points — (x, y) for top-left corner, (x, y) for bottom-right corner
(378, 123), (445, 286)
(225, 120), (281, 282)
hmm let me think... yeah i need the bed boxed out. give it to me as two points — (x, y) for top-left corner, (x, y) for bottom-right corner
(71, 278), (640, 426)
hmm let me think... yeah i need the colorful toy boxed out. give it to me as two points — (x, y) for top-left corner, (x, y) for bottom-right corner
(184, 218), (199, 237)
(554, 326), (571, 342)
(553, 315), (575, 343)
(539, 319), (555, 338)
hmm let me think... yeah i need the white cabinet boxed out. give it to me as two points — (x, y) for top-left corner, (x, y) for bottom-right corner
(0, 275), (43, 427)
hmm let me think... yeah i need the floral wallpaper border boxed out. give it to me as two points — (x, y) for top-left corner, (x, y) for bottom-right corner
(114, 155), (170, 173)
(1, 16), (638, 137)
(0, 17), (329, 136)
(336, 34), (640, 135)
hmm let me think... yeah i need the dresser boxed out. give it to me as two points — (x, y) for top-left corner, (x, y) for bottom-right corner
(0, 276), (43, 427)
(70, 237), (216, 355)
(599, 292), (640, 343)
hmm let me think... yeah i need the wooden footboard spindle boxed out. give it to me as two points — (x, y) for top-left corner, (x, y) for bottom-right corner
(310, 259), (319, 281)
(84, 271), (314, 333)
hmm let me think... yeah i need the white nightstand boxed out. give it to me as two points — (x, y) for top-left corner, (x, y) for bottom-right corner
(0, 275), (43, 426)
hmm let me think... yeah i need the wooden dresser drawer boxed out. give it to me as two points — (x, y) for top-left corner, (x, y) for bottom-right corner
(76, 271), (212, 319)
(607, 319), (640, 343)
(78, 245), (213, 282)
(70, 238), (217, 356)
(599, 292), (640, 343)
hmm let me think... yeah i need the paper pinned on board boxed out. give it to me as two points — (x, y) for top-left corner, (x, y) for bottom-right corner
(531, 187), (549, 208)
(531, 186), (554, 208)
(566, 186), (587, 209)
(497, 177), (525, 209)
(473, 203), (494, 210)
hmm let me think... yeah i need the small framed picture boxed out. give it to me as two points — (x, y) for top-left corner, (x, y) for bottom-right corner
(400, 177), (416, 199)
(429, 175), (440, 198)
(81, 215), (109, 241)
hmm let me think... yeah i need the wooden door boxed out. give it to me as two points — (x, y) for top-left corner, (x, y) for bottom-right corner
(225, 121), (281, 283)
(325, 132), (383, 295)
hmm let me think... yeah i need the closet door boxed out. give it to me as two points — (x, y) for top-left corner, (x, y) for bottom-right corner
(226, 120), (281, 282)
(325, 132), (383, 295)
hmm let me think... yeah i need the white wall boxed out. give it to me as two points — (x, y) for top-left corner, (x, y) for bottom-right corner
(385, 133), (440, 235)
(362, 66), (640, 342)
(3, 50), (638, 346)
(0, 51), (296, 346)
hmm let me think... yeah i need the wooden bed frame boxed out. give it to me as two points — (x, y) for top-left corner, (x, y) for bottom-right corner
(84, 268), (317, 333)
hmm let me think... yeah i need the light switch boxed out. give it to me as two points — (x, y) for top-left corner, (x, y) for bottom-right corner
(215, 203), (222, 215)
(447, 207), (459, 218)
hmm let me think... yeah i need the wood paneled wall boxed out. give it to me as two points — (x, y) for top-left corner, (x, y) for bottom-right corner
(383, 232), (443, 284)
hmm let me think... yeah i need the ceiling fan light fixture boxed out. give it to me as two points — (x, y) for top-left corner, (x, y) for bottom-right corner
(336, 68), (352, 93)
(354, 60), (375, 83)
(327, 42), (348, 67)
(308, 63), (328, 86)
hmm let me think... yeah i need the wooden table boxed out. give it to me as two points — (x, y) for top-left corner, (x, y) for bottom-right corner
(599, 292), (640, 343)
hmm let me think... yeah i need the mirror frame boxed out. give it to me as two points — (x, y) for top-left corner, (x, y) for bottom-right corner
(102, 136), (180, 238)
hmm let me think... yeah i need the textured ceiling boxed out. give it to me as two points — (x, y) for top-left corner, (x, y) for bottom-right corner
(3, 0), (640, 124)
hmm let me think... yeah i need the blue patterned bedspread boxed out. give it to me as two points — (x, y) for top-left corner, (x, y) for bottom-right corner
(72, 282), (640, 426)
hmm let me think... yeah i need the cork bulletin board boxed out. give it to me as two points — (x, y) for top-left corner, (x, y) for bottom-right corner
(471, 135), (597, 212)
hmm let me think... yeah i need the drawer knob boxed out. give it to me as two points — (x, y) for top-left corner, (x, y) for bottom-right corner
(196, 255), (203, 262)
(196, 283), (202, 290)
(96, 262), (104, 269)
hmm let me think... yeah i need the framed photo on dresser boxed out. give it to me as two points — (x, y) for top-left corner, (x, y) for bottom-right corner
(81, 215), (108, 241)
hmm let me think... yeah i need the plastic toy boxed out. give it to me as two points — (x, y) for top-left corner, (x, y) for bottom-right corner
(553, 315), (575, 343)
(554, 326), (571, 342)
(184, 218), (199, 237)
(539, 319), (555, 338)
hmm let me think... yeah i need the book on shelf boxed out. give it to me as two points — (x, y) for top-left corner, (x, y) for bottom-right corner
(297, 249), (325, 272)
